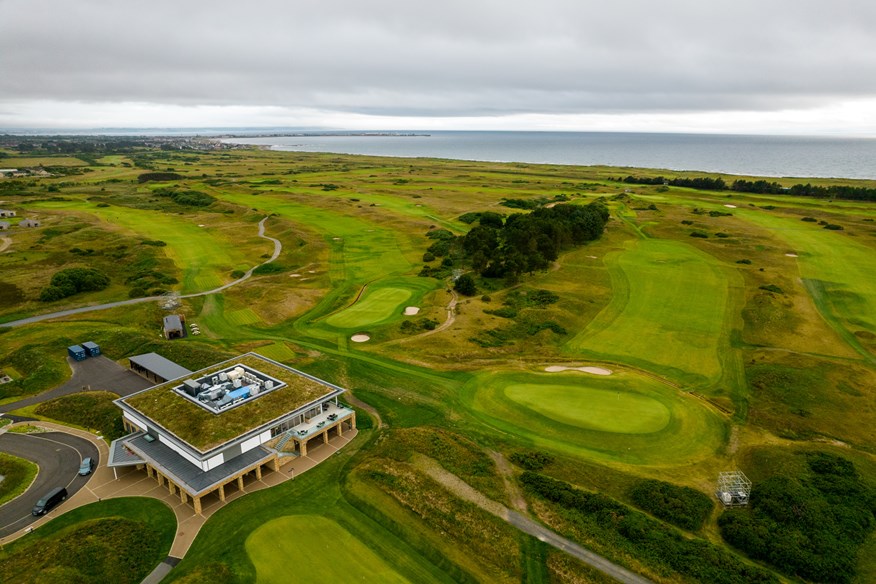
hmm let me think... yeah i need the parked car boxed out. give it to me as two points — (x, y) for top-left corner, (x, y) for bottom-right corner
(32, 487), (67, 516)
(79, 457), (95, 476)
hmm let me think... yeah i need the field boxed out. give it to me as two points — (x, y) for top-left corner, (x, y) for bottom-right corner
(247, 515), (411, 583)
(1, 145), (875, 583)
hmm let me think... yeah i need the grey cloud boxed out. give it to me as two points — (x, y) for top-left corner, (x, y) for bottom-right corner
(2, 0), (875, 120)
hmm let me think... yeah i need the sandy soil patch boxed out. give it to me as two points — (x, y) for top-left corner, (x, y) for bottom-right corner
(587, 255), (598, 259)
(198, 224), (206, 227)
(403, 306), (420, 315)
(289, 273), (301, 278)
(332, 237), (341, 240)
(544, 365), (613, 376)
(351, 334), (370, 343)
(785, 253), (798, 257)
(724, 204), (737, 208)
(307, 270), (316, 273)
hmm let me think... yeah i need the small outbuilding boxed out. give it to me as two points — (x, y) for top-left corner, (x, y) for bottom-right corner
(129, 352), (193, 384)
(81, 341), (101, 357)
(0, 209), (15, 218)
(20, 218), (40, 228)
(163, 314), (185, 340)
(0, 221), (9, 231)
(68, 345), (87, 361)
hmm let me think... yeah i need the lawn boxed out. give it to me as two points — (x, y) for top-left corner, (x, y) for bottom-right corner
(565, 238), (739, 387)
(246, 515), (412, 584)
(463, 369), (727, 465)
(320, 277), (437, 333)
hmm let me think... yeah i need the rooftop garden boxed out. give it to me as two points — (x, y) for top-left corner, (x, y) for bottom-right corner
(123, 354), (339, 452)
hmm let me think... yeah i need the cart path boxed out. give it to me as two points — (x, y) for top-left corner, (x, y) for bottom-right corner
(415, 456), (653, 584)
(0, 236), (11, 252)
(2, 217), (281, 328)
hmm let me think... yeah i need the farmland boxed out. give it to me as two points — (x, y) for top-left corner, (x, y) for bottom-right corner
(1, 144), (874, 583)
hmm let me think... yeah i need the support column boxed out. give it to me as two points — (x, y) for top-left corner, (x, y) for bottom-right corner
(352, 412), (356, 429)
(237, 475), (245, 491)
(218, 484), (226, 502)
(338, 420), (343, 436)
(113, 467), (118, 480)
(272, 457), (280, 472)
(194, 496), (202, 515)
(145, 465), (154, 478)
(180, 490), (188, 504)
(168, 481), (175, 495)
(322, 430), (328, 444)
(255, 465), (262, 480)
(300, 439), (308, 457)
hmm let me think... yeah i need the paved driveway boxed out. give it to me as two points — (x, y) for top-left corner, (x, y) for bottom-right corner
(0, 356), (152, 414)
(0, 431), (99, 537)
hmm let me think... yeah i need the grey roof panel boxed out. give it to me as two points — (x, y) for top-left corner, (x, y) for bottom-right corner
(126, 434), (272, 495)
(129, 352), (192, 382)
(163, 315), (182, 329)
(107, 432), (146, 466)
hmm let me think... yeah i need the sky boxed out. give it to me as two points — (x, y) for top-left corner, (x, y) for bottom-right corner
(2, 0), (875, 135)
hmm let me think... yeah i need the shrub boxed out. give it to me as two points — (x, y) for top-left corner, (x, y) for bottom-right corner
(823, 223), (844, 230)
(137, 172), (183, 182)
(681, 220), (694, 225)
(628, 479), (713, 531)
(736, 259), (752, 264)
(690, 231), (709, 238)
(715, 232), (730, 238)
(759, 284), (784, 294)
(252, 263), (283, 275)
(484, 307), (518, 319)
(39, 267), (110, 301)
(230, 269), (245, 279)
(422, 252), (435, 262)
(509, 450), (554, 471)
(458, 212), (481, 224)
(454, 274), (477, 296)
(801, 216), (818, 222)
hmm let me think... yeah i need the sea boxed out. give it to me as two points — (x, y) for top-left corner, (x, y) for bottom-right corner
(223, 131), (876, 180)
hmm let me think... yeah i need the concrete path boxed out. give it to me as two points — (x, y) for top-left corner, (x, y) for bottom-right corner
(0, 356), (152, 414)
(415, 457), (653, 584)
(2, 216), (282, 328)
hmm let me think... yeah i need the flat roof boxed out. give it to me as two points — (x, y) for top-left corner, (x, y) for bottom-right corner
(129, 352), (193, 381)
(120, 353), (343, 452)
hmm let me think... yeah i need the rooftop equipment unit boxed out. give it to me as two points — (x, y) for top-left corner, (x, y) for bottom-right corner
(265, 380), (274, 390)
(211, 376), (219, 385)
(183, 379), (201, 396)
(219, 372), (228, 382)
(232, 378), (242, 388)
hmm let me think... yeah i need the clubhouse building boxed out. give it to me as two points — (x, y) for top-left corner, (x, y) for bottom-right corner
(109, 353), (356, 514)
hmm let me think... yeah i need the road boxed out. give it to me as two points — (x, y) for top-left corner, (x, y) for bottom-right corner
(2, 216), (282, 328)
(0, 431), (99, 537)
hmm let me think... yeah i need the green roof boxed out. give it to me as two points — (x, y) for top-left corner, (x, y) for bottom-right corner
(122, 353), (341, 452)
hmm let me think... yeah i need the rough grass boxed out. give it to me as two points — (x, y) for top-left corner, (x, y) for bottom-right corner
(0, 498), (175, 584)
(247, 515), (411, 583)
(35, 391), (125, 440)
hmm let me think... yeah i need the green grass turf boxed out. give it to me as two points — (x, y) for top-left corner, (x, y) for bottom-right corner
(565, 238), (738, 387)
(463, 370), (726, 465)
(734, 209), (876, 362)
(324, 287), (412, 329)
(26, 199), (258, 293)
(246, 515), (412, 584)
(504, 383), (671, 434)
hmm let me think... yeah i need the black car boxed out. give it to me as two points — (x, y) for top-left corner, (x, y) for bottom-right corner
(32, 487), (67, 516)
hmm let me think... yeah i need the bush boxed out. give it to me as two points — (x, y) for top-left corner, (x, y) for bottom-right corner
(759, 284), (784, 294)
(509, 451), (554, 471)
(252, 263), (283, 275)
(230, 269), (245, 279)
(454, 274), (477, 296)
(690, 231), (709, 238)
(39, 267), (110, 301)
(458, 212), (481, 224)
(801, 216), (818, 222)
(484, 307), (518, 319)
(422, 251), (435, 262)
(137, 172), (184, 182)
(736, 259), (752, 264)
(628, 479), (713, 531)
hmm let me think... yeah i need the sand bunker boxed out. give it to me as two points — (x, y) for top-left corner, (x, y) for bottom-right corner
(289, 273), (301, 278)
(332, 237), (341, 240)
(351, 334), (371, 343)
(198, 224), (206, 227)
(724, 204), (737, 208)
(307, 270), (316, 273)
(785, 253), (798, 257)
(545, 365), (613, 376)
(587, 255), (598, 259)
(403, 306), (420, 315)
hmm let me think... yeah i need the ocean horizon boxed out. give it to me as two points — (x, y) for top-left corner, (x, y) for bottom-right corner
(223, 131), (876, 180)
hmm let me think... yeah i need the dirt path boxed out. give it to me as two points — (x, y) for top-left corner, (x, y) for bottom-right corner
(3, 216), (281, 328)
(489, 451), (528, 513)
(345, 393), (384, 429)
(0, 236), (11, 252)
(384, 288), (459, 346)
(414, 455), (653, 584)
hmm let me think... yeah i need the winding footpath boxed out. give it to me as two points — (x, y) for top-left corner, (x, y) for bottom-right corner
(2, 217), (282, 328)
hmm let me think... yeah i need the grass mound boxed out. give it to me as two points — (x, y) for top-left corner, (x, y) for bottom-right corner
(0, 452), (39, 506)
(36, 391), (124, 440)
(247, 515), (411, 583)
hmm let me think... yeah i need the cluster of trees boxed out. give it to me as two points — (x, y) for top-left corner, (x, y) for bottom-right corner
(521, 472), (777, 584)
(719, 453), (875, 583)
(629, 479), (714, 531)
(39, 268), (110, 302)
(621, 175), (876, 201)
(153, 188), (215, 207)
(460, 203), (608, 282)
(137, 172), (184, 183)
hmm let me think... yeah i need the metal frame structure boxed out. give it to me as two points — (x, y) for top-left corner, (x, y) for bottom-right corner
(716, 470), (752, 506)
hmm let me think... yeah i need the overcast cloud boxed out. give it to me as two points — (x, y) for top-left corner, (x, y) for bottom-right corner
(2, 0), (876, 134)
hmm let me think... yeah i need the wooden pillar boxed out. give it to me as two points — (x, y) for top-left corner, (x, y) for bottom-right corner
(218, 484), (226, 502)
(237, 475), (245, 491)
(255, 465), (262, 480)
(194, 496), (202, 515)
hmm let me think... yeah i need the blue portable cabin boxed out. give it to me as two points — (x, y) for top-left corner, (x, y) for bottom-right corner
(81, 341), (101, 357)
(68, 345), (87, 361)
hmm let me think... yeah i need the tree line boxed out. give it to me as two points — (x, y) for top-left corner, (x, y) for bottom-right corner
(621, 175), (876, 201)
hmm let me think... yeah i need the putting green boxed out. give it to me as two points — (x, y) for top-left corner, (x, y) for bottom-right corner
(565, 238), (737, 386)
(463, 370), (726, 465)
(246, 515), (411, 584)
(325, 287), (412, 329)
(505, 383), (671, 434)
